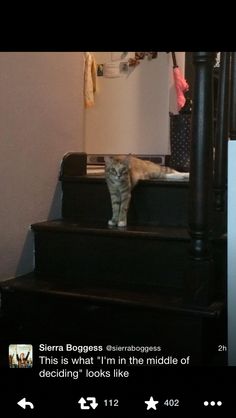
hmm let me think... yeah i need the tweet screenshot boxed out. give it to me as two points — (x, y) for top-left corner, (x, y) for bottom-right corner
(0, 51), (235, 416)
(0, 292), (231, 416)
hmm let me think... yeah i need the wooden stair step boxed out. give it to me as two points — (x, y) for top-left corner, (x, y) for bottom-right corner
(31, 220), (191, 290)
(32, 219), (190, 241)
(0, 274), (227, 365)
(0, 273), (224, 318)
(61, 174), (189, 227)
(31, 220), (226, 293)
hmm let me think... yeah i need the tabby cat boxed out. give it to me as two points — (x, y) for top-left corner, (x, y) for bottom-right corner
(104, 155), (189, 227)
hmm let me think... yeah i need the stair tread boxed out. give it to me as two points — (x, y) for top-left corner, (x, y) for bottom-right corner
(32, 219), (190, 240)
(1, 273), (224, 318)
(31, 220), (226, 241)
(61, 174), (190, 188)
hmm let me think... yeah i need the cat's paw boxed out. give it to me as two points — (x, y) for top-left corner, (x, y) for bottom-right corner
(108, 219), (117, 227)
(118, 220), (127, 228)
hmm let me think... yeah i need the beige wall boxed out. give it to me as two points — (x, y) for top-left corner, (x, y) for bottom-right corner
(85, 52), (185, 155)
(0, 52), (84, 281)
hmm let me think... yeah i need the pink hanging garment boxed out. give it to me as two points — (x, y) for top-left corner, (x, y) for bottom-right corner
(173, 66), (189, 111)
(171, 51), (189, 111)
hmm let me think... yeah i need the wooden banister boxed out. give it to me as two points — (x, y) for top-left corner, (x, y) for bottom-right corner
(185, 52), (216, 306)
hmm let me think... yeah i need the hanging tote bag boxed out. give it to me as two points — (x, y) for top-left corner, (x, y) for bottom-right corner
(169, 112), (192, 172)
(168, 52), (191, 172)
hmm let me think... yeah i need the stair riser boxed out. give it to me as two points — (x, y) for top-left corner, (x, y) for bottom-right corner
(34, 231), (189, 290)
(62, 181), (189, 227)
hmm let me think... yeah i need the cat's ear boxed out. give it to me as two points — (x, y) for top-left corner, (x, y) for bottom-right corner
(104, 156), (113, 167)
(123, 154), (131, 167)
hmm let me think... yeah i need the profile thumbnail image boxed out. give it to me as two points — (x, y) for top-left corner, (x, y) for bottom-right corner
(9, 344), (33, 368)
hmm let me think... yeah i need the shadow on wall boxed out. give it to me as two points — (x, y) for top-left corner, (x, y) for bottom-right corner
(15, 231), (34, 277)
(47, 181), (62, 220)
(15, 182), (62, 277)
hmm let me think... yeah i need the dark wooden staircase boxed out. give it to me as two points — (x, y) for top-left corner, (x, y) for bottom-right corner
(0, 152), (227, 365)
(0, 52), (230, 366)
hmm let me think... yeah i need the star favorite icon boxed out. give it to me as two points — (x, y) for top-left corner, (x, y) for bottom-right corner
(145, 396), (159, 410)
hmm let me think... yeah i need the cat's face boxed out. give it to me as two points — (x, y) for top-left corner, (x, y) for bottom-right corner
(104, 156), (130, 182)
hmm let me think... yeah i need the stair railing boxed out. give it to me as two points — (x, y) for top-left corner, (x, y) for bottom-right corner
(185, 52), (216, 306)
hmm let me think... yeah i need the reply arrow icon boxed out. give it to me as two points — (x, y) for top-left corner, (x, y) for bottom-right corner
(17, 398), (34, 409)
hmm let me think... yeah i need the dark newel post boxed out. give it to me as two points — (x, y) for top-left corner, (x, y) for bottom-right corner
(214, 52), (230, 212)
(184, 52), (215, 307)
(230, 52), (236, 140)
